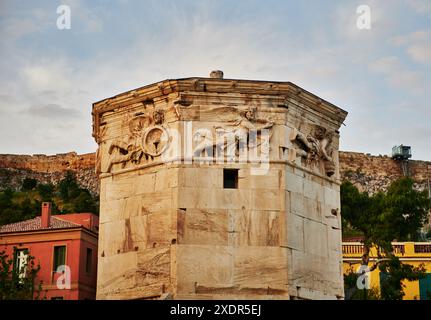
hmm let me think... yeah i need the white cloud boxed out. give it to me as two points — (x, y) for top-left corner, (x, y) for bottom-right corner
(21, 60), (73, 94)
(407, 43), (431, 64)
(389, 30), (431, 46)
(27, 104), (80, 119)
(0, 6), (53, 43)
(406, 0), (431, 17)
(369, 56), (399, 73)
(369, 56), (428, 94)
(390, 29), (431, 65)
(1, 18), (40, 40)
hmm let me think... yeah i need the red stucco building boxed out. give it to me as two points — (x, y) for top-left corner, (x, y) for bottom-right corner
(0, 202), (99, 300)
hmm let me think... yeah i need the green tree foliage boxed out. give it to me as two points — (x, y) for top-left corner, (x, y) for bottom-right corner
(342, 177), (430, 247)
(0, 249), (43, 300)
(36, 183), (54, 201)
(0, 189), (40, 225)
(58, 171), (81, 202)
(379, 256), (425, 300)
(341, 177), (431, 300)
(72, 190), (98, 213)
(0, 172), (98, 226)
(20, 178), (37, 192)
(0, 189), (14, 213)
(56, 171), (98, 214)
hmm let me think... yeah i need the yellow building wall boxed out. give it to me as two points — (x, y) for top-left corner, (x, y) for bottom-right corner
(343, 242), (431, 300)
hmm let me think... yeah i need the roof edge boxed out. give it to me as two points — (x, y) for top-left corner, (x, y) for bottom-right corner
(92, 77), (347, 115)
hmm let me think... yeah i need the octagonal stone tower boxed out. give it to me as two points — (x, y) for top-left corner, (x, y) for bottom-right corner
(92, 72), (348, 300)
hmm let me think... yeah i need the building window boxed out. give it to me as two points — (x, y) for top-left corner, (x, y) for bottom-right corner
(51, 296), (64, 300)
(53, 246), (66, 272)
(14, 249), (28, 279)
(223, 169), (238, 189)
(419, 273), (431, 300)
(86, 248), (93, 274)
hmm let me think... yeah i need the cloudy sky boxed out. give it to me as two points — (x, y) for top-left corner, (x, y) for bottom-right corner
(0, 0), (430, 160)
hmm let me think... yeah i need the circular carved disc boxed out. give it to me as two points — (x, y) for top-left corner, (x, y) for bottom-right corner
(141, 125), (169, 156)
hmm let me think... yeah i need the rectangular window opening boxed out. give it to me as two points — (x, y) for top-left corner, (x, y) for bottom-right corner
(14, 248), (28, 280)
(223, 169), (238, 189)
(53, 246), (66, 272)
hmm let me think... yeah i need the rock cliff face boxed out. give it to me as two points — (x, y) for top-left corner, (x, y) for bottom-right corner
(339, 151), (431, 194)
(0, 152), (98, 195)
(0, 151), (430, 197)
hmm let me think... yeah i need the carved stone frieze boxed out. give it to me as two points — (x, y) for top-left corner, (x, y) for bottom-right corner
(103, 109), (170, 173)
(290, 124), (336, 177)
(193, 107), (274, 158)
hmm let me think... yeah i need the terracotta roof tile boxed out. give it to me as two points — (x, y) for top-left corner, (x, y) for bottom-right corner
(0, 216), (81, 233)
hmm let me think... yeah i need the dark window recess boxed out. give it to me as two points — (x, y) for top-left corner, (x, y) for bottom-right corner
(86, 248), (93, 274)
(223, 169), (238, 189)
(51, 296), (64, 300)
(14, 249), (28, 279)
(53, 246), (66, 272)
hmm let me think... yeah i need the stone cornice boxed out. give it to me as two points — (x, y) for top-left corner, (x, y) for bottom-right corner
(92, 77), (348, 142)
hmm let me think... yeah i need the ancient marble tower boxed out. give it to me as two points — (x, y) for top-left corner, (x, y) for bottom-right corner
(92, 71), (348, 300)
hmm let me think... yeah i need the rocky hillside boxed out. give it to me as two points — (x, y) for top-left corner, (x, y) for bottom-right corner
(339, 151), (431, 195)
(0, 152), (98, 195)
(0, 151), (430, 197)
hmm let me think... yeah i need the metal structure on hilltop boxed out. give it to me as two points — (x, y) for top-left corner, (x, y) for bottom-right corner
(391, 145), (412, 177)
